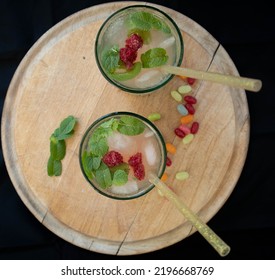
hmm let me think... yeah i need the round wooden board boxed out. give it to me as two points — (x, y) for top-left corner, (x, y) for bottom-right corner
(1, 1), (249, 255)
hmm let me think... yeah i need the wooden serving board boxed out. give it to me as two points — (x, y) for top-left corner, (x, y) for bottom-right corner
(1, 1), (249, 255)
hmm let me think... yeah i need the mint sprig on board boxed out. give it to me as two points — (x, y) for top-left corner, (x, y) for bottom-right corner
(47, 115), (77, 176)
(53, 115), (77, 140)
(47, 156), (62, 177)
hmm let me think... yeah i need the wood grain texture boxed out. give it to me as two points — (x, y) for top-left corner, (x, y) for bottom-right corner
(1, 1), (249, 255)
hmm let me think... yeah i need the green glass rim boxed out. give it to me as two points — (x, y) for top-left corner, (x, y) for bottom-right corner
(79, 111), (167, 200)
(95, 4), (184, 94)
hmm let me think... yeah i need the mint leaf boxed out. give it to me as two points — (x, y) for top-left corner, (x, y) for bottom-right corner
(159, 21), (171, 34)
(81, 151), (100, 180)
(47, 156), (62, 176)
(109, 163), (130, 175)
(91, 156), (102, 170)
(117, 116), (145, 136)
(50, 137), (66, 160)
(82, 151), (93, 179)
(87, 120), (118, 157)
(59, 115), (76, 134)
(101, 45), (120, 74)
(111, 119), (120, 131)
(88, 125), (113, 157)
(90, 126), (112, 142)
(83, 152), (94, 170)
(110, 62), (141, 81)
(90, 137), (109, 157)
(47, 156), (54, 176)
(53, 128), (60, 137)
(141, 48), (168, 68)
(53, 116), (77, 140)
(128, 11), (152, 31)
(99, 118), (119, 133)
(112, 170), (128, 186)
(150, 16), (162, 30)
(100, 118), (115, 129)
(55, 140), (66, 160)
(128, 11), (171, 34)
(48, 115), (77, 177)
(95, 162), (112, 189)
(55, 130), (75, 141)
(150, 16), (171, 34)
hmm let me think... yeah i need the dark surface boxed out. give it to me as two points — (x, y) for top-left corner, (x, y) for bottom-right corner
(0, 0), (274, 260)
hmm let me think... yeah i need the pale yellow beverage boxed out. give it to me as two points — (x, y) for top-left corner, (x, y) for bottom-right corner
(79, 112), (167, 199)
(95, 5), (183, 94)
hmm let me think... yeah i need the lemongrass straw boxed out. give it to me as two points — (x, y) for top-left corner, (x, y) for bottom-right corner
(162, 65), (262, 92)
(149, 173), (230, 257)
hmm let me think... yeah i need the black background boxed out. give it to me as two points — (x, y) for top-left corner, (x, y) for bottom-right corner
(1, 0), (274, 260)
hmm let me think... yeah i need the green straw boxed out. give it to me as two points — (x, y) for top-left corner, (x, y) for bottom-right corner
(162, 65), (262, 92)
(149, 173), (231, 257)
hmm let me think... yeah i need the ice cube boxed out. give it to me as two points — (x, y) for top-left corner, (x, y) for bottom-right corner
(105, 19), (125, 47)
(159, 36), (176, 49)
(110, 180), (138, 195)
(144, 129), (154, 138)
(135, 70), (163, 88)
(144, 141), (157, 166)
(107, 131), (131, 151)
(108, 131), (138, 157)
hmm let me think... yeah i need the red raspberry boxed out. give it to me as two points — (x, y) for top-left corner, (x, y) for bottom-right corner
(128, 152), (142, 167)
(119, 47), (137, 69)
(125, 34), (143, 52)
(102, 151), (123, 167)
(133, 163), (145, 180)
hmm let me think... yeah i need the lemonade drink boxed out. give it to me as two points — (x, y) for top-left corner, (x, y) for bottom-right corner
(80, 112), (166, 199)
(95, 5), (183, 93)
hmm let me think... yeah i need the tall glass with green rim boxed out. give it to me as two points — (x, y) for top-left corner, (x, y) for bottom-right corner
(95, 5), (184, 94)
(79, 112), (167, 200)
